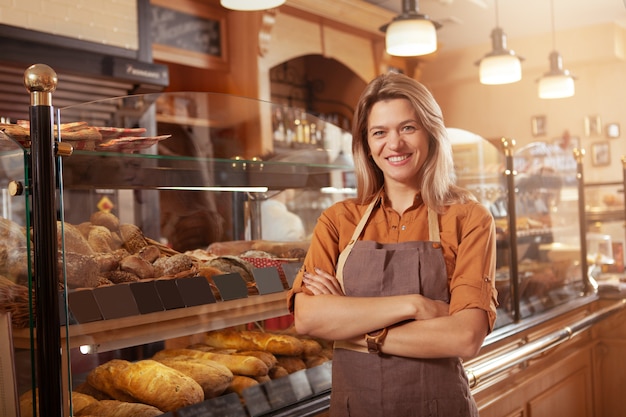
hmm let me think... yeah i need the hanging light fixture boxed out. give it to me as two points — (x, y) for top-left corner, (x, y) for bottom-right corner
(220, 0), (285, 11)
(475, 0), (523, 85)
(537, 0), (575, 99)
(380, 0), (441, 57)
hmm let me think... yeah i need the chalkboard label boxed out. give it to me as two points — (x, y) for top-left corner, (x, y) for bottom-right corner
(212, 273), (249, 301)
(155, 279), (185, 310)
(242, 383), (272, 416)
(253, 267), (285, 295)
(130, 280), (165, 314)
(92, 284), (139, 320)
(281, 262), (303, 289)
(176, 393), (246, 417)
(176, 275), (217, 306)
(150, 4), (222, 57)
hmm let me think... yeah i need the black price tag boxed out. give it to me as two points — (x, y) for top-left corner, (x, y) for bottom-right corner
(289, 369), (313, 400)
(92, 284), (140, 320)
(176, 393), (247, 417)
(281, 262), (303, 288)
(67, 289), (103, 324)
(155, 279), (185, 310)
(176, 275), (217, 306)
(242, 383), (272, 416)
(306, 361), (332, 393)
(265, 375), (298, 409)
(212, 273), (249, 301)
(130, 280), (165, 314)
(253, 267), (285, 295)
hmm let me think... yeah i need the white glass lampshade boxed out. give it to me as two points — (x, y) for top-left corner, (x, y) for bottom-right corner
(479, 54), (522, 85)
(538, 74), (575, 99)
(538, 51), (575, 99)
(385, 18), (438, 57)
(220, 0), (285, 11)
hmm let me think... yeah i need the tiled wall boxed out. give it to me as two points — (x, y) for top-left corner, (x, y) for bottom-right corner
(0, 0), (138, 50)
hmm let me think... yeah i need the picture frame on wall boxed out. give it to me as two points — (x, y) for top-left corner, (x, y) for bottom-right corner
(584, 115), (602, 137)
(531, 115), (546, 136)
(606, 123), (620, 138)
(591, 141), (611, 166)
(150, 0), (228, 71)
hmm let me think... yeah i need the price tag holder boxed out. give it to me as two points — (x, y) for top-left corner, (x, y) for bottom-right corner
(67, 289), (102, 324)
(306, 361), (332, 393)
(265, 375), (298, 409)
(212, 273), (249, 301)
(176, 393), (247, 417)
(281, 262), (303, 289)
(289, 369), (313, 400)
(242, 383), (272, 416)
(154, 279), (185, 310)
(130, 280), (165, 314)
(176, 275), (216, 306)
(253, 267), (285, 295)
(92, 284), (139, 319)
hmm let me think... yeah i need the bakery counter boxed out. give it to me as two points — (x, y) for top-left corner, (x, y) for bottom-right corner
(12, 292), (289, 353)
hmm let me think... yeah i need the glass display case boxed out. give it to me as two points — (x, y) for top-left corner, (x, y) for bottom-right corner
(1, 66), (595, 417)
(451, 132), (591, 329)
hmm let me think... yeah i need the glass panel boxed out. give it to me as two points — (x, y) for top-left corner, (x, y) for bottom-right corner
(513, 142), (584, 319)
(449, 129), (512, 329)
(0, 135), (33, 416)
(53, 92), (350, 413)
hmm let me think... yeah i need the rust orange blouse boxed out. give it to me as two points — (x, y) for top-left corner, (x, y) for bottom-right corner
(287, 192), (499, 332)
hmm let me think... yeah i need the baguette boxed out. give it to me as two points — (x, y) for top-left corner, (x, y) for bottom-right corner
(153, 348), (269, 377)
(155, 356), (233, 399)
(227, 375), (259, 397)
(86, 359), (204, 412)
(77, 400), (163, 417)
(204, 329), (304, 356)
(275, 355), (307, 374)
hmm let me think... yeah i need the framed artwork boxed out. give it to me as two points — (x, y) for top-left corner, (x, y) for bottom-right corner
(150, 0), (228, 70)
(606, 123), (620, 138)
(584, 115), (602, 137)
(591, 141), (611, 166)
(531, 115), (546, 136)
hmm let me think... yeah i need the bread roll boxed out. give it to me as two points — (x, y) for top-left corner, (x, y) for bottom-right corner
(61, 252), (101, 288)
(269, 365), (289, 379)
(90, 211), (120, 233)
(234, 350), (278, 369)
(87, 225), (122, 253)
(155, 356), (233, 399)
(153, 348), (269, 377)
(119, 224), (148, 254)
(87, 359), (204, 412)
(60, 221), (94, 255)
(77, 400), (163, 417)
(137, 245), (161, 263)
(120, 255), (155, 279)
(204, 329), (304, 356)
(300, 338), (323, 356)
(304, 354), (329, 368)
(153, 253), (195, 277)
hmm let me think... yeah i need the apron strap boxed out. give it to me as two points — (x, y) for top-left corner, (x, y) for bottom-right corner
(335, 191), (381, 293)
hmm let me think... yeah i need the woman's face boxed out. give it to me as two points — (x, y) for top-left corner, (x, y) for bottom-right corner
(366, 98), (429, 188)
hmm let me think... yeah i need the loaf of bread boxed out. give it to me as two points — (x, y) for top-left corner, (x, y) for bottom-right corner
(86, 359), (204, 412)
(204, 329), (304, 356)
(275, 355), (307, 374)
(19, 390), (98, 417)
(153, 348), (269, 377)
(77, 399), (163, 417)
(154, 355), (234, 399)
(90, 211), (120, 233)
(119, 223), (149, 254)
(234, 350), (278, 369)
(226, 375), (259, 397)
(269, 365), (289, 379)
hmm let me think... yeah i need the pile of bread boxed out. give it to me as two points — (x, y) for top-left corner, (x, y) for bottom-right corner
(20, 328), (332, 416)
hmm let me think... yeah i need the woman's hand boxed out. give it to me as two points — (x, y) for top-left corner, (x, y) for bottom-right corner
(413, 295), (449, 320)
(302, 268), (344, 295)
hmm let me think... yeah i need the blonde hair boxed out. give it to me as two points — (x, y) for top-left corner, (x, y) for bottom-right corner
(351, 71), (476, 212)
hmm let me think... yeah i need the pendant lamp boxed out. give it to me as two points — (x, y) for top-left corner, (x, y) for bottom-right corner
(537, 0), (575, 99)
(380, 0), (441, 57)
(221, 0), (285, 11)
(475, 0), (523, 85)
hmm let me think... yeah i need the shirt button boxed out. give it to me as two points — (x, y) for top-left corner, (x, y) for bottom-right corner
(432, 242), (441, 249)
(401, 225), (406, 231)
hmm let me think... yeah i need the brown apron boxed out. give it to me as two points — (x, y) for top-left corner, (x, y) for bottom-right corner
(330, 194), (479, 417)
